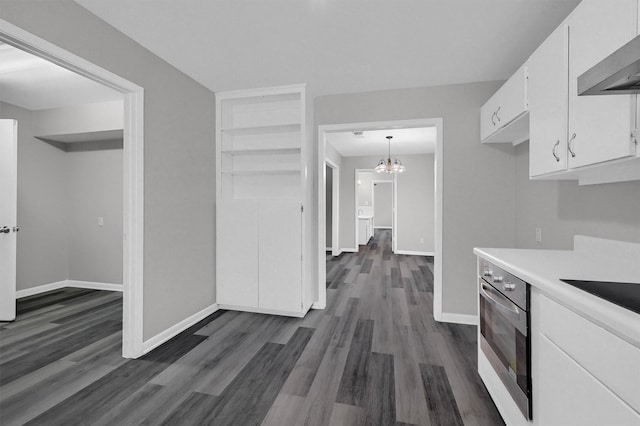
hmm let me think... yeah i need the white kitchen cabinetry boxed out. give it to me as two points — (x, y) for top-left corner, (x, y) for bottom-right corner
(528, 0), (639, 180)
(481, 63), (529, 144)
(533, 292), (640, 426)
(528, 26), (568, 177)
(216, 84), (311, 317)
(358, 216), (373, 246)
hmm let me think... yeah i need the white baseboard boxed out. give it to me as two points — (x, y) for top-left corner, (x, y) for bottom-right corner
(373, 226), (392, 229)
(67, 280), (123, 292)
(395, 250), (435, 256)
(218, 303), (307, 318)
(16, 280), (123, 298)
(340, 247), (357, 253)
(437, 312), (479, 326)
(142, 303), (219, 354)
(16, 280), (67, 298)
(311, 301), (326, 309)
(325, 247), (332, 251)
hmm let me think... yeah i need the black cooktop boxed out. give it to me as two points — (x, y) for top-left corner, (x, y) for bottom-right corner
(560, 280), (640, 315)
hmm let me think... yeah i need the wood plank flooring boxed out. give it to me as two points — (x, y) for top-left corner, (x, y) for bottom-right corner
(0, 230), (504, 425)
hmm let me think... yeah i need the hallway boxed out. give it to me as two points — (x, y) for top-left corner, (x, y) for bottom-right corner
(0, 230), (502, 425)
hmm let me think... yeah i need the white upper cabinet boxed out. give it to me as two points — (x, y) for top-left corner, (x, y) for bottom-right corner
(481, 63), (529, 144)
(525, 0), (640, 182)
(528, 25), (568, 177)
(566, 0), (638, 168)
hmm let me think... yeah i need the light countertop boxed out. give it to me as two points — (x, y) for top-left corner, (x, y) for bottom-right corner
(474, 236), (640, 347)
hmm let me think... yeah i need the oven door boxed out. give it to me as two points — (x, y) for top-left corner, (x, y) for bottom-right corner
(479, 278), (531, 419)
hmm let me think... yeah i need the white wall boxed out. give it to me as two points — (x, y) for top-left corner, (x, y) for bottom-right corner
(316, 82), (515, 317)
(515, 142), (640, 248)
(34, 100), (123, 136)
(326, 165), (332, 248)
(2, 1), (216, 340)
(0, 101), (68, 290)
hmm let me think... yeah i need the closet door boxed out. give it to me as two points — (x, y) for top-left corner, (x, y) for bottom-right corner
(217, 200), (259, 307)
(258, 200), (302, 312)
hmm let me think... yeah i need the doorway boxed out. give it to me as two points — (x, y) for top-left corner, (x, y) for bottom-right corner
(317, 118), (443, 316)
(0, 20), (145, 358)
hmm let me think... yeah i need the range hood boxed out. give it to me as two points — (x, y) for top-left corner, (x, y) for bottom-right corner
(578, 35), (640, 95)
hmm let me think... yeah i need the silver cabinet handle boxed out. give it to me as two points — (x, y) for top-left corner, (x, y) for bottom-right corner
(495, 106), (501, 122)
(568, 133), (577, 158)
(552, 140), (560, 162)
(0, 226), (9, 234)
(491, 111), (496, 125)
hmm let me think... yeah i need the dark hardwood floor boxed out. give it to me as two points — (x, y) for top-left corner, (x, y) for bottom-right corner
(0, 230), (504, 425)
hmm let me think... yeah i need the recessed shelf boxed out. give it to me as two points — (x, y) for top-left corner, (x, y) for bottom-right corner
(220, 123), (301, 136)
(221, 169), (300, 176)
(221, 147), (301, 156)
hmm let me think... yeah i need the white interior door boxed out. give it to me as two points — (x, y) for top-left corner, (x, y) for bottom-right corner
(0, 119), (17, 321)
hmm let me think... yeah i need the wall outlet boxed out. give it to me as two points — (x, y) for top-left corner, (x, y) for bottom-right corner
(98, 217), (104, 226)
(535, 227), (542, 243)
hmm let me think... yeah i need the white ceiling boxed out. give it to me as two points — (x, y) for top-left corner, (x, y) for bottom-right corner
(327, 127), (436, 157)
(76, 0), (580, 96)
(0, 42), (122, 110)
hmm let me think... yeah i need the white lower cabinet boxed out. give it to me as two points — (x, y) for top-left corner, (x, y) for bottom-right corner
(536, 335), (640, 426)
(532, 291), (640, 425)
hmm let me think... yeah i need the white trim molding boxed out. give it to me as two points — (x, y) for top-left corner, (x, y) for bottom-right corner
(142, 304), (219, 354)
(395, 250), (435, 257)
(218, 304), (307, 318)
(0, 19), (145, 359)
(67, 280), (123, 292)
(439, 312), (479, 326)
(16, 281), (67, 299)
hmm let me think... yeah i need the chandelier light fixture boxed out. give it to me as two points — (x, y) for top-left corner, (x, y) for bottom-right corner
(375, 135), (406, 174)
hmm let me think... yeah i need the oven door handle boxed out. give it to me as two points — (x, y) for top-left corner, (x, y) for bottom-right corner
(480, 282), (520, 318)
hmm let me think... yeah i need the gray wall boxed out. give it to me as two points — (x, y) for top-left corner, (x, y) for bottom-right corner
(373, 182), (392, 228)
(316, 82), (515, 317)
(515, 142), (640, 248)
(396, 154), (435, 254)
(1, 1), (216, 340)
(67, 146), (123, 283)
(0, 102), (69, 290)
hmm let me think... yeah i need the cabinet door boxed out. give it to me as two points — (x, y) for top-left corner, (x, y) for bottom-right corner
(567, 0), (638, 168)
(528, 25), (569, 177)
(217, 200), (259, 307)
(480, 64), (528, 142)
(537, 335), (640, 426)
(258, 200), (302, 313)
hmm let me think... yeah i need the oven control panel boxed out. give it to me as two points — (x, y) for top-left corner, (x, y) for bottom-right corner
(479, 259), (528, 310)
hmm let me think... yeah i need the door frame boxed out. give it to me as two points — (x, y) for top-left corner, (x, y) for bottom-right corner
(353, 168), (373, 252)
(316, 118), (443, 320)
(325, 159), (340, 256)
(0, 19), (145, 358)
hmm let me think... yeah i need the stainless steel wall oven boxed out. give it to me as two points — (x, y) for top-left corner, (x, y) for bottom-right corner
(479, 259), (532, 420)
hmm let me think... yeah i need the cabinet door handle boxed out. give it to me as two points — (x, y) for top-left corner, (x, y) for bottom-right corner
(568, 133), (577, 158)
(552, 140), (560, 162)
(495, 106), (501, 122)
(491, 111), (496, 125)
